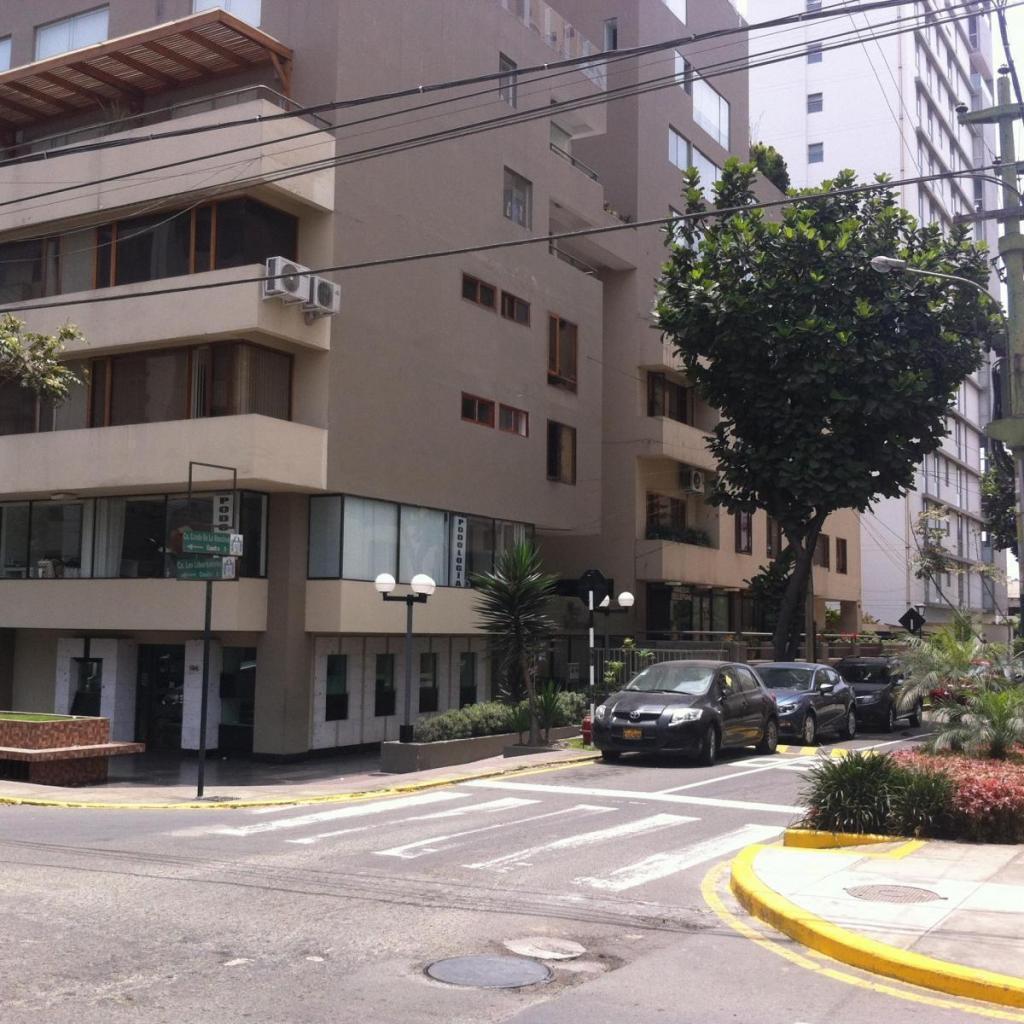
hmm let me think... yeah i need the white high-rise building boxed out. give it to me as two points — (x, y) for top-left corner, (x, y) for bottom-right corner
(748, 0), (1007, 633)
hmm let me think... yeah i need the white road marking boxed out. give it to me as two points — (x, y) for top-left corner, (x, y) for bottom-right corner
(574, 824), (782, 892)
(465, 813), (698, 873)
(658, 763), (802, 793)
(462, 779), (802, 815)
(376, 803), (614, 860)
(249, 805), (305, 815)
(286, 798), (540, 846)
(172, 790), (468, 837)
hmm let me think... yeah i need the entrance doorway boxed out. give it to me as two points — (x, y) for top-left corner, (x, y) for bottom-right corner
(135, 645), (185, 749)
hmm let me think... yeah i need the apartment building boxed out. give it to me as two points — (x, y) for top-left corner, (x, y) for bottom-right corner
(0, 0), (860, 760)
(748, 0), (1007, 633)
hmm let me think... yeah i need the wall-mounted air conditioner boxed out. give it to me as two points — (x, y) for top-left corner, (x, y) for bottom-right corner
(303, 275), (342, 317)
(263, 256), (312, 303)
(680, 467), (705, 493)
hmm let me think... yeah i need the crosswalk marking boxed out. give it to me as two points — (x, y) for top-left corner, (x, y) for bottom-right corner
(376, 803), (614, 860)
(465, 812), (698, 873)
(462, 778), (802, 815)
(574, 824), (782, 892)
(172, 789), (468, 837)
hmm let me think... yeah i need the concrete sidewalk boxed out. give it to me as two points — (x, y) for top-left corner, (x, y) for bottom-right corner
(731, 835), (1024, 1008)
(0, 746), (599, 808)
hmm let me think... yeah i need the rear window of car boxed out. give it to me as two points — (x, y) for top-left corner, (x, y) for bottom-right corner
(837, 664), (888, 683)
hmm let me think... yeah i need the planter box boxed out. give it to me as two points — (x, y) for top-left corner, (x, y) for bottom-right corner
(381, 725), (579, 774)
(0, 712), (108, 749)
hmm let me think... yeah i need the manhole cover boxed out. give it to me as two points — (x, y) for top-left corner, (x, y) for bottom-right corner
(846, 884), (945, 904)
(503, 937), (586, 961)
(425, 955), (552, 989)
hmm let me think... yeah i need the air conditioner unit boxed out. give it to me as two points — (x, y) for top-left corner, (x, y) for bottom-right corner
(303, 275), (342, 317)
(680, 467), (705, 493)
(263, 256), (312, 303)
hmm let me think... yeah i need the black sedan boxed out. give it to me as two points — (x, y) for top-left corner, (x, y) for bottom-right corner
(756, 662), (856, 745)
(834, 656), (923, 732)
(592, 660), (779, 766)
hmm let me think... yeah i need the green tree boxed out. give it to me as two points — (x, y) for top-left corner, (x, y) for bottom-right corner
(657, 162), (1002, 659)
(750, 141), (791, 193)
(471, 542), (557, 746)
(981, 442), (1018, 557)
(0, 315), (83, 400)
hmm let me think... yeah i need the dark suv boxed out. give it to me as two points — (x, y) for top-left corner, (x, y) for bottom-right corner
(592, 660), (779, 766)
(833, 656), (922, 732)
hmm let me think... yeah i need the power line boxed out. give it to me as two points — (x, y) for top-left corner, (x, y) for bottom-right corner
(0, 160), (1005, 316)
(0, 0), (998, 219)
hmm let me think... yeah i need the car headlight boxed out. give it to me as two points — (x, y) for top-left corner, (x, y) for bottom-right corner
(668, 708), (702, 726)
(595, 704), (607, 722)
(857, 693), (881, 704)
(777, 702), (798, 714)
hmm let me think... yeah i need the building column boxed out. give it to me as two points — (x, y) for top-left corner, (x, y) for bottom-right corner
(54, 637), (86, 714)
(92, 638), (138, 742)
(182, 638), (222, 751)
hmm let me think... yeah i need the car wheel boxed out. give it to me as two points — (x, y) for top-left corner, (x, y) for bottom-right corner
(801, 712), (817, 746)
(908, 701), (923, 728)
(841, 708), (857, 740)
(696, 725), (718, 767)
(883, 703), (896, 733)
(600, 750), (621, 763)
(756, 717), (779, 755)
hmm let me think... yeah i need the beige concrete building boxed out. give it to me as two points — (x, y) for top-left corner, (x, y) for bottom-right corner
(0, 0), (859, 759)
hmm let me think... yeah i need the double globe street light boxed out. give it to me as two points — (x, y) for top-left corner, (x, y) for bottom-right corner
(375, 571), (436, 743)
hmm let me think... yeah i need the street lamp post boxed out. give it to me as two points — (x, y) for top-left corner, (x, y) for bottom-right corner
(374, 572), (436, 743)
(588, 591), (635, 714)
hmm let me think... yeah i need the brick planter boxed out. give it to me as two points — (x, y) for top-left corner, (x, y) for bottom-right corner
(0, 715), (108, 749)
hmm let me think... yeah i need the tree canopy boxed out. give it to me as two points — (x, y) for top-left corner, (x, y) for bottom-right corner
(749, 141), (791, 193)
(0, 315), (82, 400)
(656, 161), (1003, 657)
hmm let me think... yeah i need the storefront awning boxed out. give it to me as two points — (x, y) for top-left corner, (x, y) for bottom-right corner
(0, 8), (293, 131)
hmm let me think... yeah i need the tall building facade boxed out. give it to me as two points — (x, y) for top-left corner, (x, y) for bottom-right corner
(749, 0), (1007, 632)
(0, 0), (859, 758)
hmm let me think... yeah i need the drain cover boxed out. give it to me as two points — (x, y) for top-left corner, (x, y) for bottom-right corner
(503, 937), (586, 961)
(846, 884), (945, 904)
(425, 955), (552, 989)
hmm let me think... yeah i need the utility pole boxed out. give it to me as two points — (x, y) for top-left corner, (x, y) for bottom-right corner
(960, 69), (1024, 640)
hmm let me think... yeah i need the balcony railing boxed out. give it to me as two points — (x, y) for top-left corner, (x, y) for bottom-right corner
(645, 525), (716, 548)
(549, 142), (599, 181)
(497, 0), (606, 89)
(549, 242), (597, 276)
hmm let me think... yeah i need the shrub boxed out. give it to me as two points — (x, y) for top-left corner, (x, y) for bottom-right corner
(800, 752), (904, 835)
(557, 690), (588, 724)
(889, 767), (954, 838)
(413, 691), (587, 744)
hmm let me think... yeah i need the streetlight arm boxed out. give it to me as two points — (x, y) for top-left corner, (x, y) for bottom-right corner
(899, 266), (991, 296)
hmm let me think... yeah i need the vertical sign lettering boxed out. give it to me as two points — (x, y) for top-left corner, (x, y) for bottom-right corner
(451, 515), (468, 587)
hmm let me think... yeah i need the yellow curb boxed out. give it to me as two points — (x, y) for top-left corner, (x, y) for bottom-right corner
(0, 750), (602, 811)
(730, 843), (1024, 1009)
(785, 828), (907, 849)
(776, 745), (850, 758)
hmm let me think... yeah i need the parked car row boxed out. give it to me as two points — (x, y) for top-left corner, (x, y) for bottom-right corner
(589, 656), (921, 766)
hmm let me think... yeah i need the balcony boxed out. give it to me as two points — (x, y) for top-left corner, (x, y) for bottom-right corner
(0, 414), (326, 499)
(306, 580), (484, 635)
(0, 578), (267, 632)
(25, 265), (331, 358)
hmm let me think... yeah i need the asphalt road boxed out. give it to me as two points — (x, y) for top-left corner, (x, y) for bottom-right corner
(0, 728), (1009, 1024)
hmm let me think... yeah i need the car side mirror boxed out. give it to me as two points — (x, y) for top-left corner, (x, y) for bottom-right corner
(818, 682), (834, 694)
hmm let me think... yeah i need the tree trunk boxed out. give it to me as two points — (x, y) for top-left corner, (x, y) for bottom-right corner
(773, 519), (825, 661)
(523, 654), (540, 746)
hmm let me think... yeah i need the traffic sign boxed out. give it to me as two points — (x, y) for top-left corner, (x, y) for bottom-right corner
(176, 556), (237, 581)
(898, 607), (926, 635)
(181, 528), (243, 556)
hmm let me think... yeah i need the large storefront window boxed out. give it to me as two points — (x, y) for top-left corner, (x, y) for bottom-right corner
(28, 501), (87, 578)
(0, 503), (29, 578)
(308, 495), (531, 585)
(645, 582), (770, 638)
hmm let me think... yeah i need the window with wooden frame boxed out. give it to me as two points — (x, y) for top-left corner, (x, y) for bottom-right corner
(548, 315), (578, 391)
(546, 421), (576, 483)
(462, 273), (496, 310)
(646, 493), (685, 534)
(766, 517), (783, 559)
(836, 537), (848, 574)
(813, 533), (831, 568)
(734, 511), (753, 554)
(498, 404), (528, 436)
(500, 290), (530, 325)
(461, 393), (495, 427)
(647, 372), (690, 423)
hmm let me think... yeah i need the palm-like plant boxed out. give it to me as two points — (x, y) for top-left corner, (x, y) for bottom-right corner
(472, 542), (557, 746)
(929, 688), (1024, 760)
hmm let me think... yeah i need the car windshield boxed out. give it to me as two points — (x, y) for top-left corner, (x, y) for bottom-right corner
(625, 662), (715, 695)
(758, 667), (813, 692)
(838, 664), (889, 685)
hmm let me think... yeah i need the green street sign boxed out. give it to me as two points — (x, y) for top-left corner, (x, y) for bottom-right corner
(176, 556), (238, 581)
(181, 529), (243, 556)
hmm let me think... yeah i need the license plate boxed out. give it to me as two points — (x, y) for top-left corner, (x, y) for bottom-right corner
(623, 727), (643, 740)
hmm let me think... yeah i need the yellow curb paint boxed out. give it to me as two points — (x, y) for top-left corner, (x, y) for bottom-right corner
(0, 751), (602, 811)
(782, 829), (926, 859)
(701, 861), (1024, 1023)
(730, 844), (1024, 1010)
(776, 745), (846, 758)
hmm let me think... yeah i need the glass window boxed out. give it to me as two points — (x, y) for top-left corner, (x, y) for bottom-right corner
(94, 497), (167, 578)
(29, 501), (83, 578)
(692, 77), (730, 148)
(0, 37), (9, 71)
(342, 497), (397, 580)
(691, 146), (720, 191)
(669, 127), (688, 170)
(59, 229), (97, 295)
(674, 50), (689, 90)
(0, 504), (30, 578)
(0, 382), (40, 436)
(231, 343), (291, 420)
(0, 240), (45, 304)
(548, 316), (578, 390)
(808, 142), (824, 163)
(661, 0), (686, 22)
(419, 652), (439, 713)
(813, 533), (831, 568)
(546, 421), (577, 484)
(459, 651), (478, 707)
(495, 520), (527, 554)
(214, 198), (297, 270)
(114, 212), (191, 286)
(734, 511), (752, 555)
(836, 538), (848, 574)
(603, 18), (618, 51)
(308, 495), (342, 578)
(465, 515), (495, 579)
(35, 6), (109, 60)
(461, 393), (495, 427)
(807, 42), (823, 64)
(375, 653), (396, 717)
(503, 168), (532, 228)
(462, 273), (496, 309)
(70, 658), (103, 716)
(108, 350), (188, 426)
(499, 404), (528, 436)
(807, 92), (823, 113)
(325, 653), (348, 721)
(499, 53), (517, 107)
(193, 0), (261, 26)
(647, 373), (689, 423)
(399, 505), (449, 585)
(500, 291), (530, 324)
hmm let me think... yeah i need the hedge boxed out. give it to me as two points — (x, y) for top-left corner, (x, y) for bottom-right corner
(414, 690), (588, 743)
